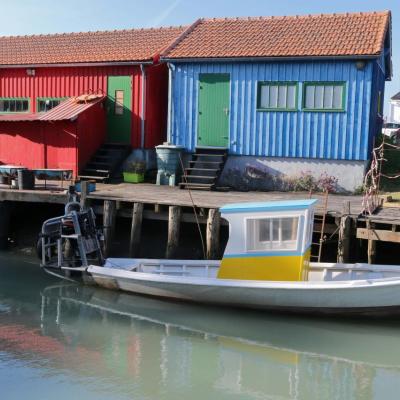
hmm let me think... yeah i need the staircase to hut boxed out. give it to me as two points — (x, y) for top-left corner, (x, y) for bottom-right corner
(179, 148), (227, 190)
(79, 142), (131, 183)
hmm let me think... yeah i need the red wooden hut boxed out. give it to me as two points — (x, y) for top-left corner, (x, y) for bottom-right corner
(0, 26), (187, 177)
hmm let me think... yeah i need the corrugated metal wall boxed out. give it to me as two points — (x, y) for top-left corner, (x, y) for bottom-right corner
(170, 60), (377, 161)
(0, 65), (168, 149)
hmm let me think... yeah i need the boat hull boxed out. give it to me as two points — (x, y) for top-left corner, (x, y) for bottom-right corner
(87, 266), (400, 316)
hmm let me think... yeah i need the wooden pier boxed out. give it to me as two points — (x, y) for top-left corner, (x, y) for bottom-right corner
(1, 182), (400, 263)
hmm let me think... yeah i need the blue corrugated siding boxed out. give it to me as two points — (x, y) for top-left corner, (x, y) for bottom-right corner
(170, 60), (375, 161)
(368, 56), (386, 154)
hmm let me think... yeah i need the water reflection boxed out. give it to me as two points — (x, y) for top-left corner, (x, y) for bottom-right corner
(1, 254), (400, 399)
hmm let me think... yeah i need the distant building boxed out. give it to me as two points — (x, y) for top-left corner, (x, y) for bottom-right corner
(390, 92), (400, 123)
(161, 11), (392, 192)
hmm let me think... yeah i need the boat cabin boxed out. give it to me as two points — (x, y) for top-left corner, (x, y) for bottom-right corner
(218, 199), (317, 281)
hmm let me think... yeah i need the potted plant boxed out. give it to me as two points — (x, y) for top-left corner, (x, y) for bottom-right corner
(123, 160), (146, 183)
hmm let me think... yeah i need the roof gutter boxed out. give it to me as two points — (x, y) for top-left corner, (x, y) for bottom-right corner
(167, 63), (175, 144)
(161, 54), (380, 63)
(0, 60), (154, 69)
(140, 64), (146, 148)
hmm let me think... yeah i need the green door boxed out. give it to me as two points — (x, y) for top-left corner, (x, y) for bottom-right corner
(197, 73), (230, 147)
(107, 76), (132, 143)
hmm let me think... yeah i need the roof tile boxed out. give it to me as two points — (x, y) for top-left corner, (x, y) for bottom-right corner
(0, 26), (187, 65)
(162, 11), (391, 59)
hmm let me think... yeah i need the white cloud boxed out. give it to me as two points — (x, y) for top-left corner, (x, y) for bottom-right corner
(148, 0), (182, 27)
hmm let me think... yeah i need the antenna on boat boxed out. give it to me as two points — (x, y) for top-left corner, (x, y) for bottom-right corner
(179, 153), (206, 259)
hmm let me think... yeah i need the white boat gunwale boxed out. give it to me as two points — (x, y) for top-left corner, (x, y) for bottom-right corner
(88, 264), (400, 290)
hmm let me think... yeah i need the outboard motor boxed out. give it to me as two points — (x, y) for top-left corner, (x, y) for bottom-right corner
(38, 199), (104, 277)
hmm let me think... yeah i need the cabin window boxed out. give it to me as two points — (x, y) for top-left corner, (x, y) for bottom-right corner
(0, 98), (29, 113)
(303, 82), (345, 111)
(257, 82), (297, 111)
(115, 90), (124, 115)
(246, 217), (299, 252)
(37, 98), (64, 112)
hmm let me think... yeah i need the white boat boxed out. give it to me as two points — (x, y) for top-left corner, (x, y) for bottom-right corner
(39, 199), (400, 316)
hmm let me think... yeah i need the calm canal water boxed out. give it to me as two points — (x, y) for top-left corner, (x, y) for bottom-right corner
(1, 253), (400, 399)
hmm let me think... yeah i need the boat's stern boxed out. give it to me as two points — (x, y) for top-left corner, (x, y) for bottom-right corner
(218, 200), (316, 281)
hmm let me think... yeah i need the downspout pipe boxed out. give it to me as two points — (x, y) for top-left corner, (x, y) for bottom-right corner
(167, 63), (175, 144)
(140, 64), (146, 148)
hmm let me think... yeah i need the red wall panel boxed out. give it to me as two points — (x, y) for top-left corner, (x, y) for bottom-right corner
(0, 64), (168, 149)
(0, 66), (144, 148)
(77, 102), (107, 170)
(0, 122), (45, 168)
(0, 121), (79, 175)
(44, 121), (77, 174)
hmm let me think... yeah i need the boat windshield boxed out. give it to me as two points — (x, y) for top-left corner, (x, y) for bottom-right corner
(246, 216), (299, 251)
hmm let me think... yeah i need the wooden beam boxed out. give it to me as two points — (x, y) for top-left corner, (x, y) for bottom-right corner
(0, 201), (11, 249)
(365, 220), (376, 264)
(357, 227), (400, 243)
(337, 201), (352, 263)
(79, 180), (89, 210)
(337, 216), (352, 262)
(166, 205), (181, 259)
(206, 208), (220, 259)
(129, 203), (144, 257)
(103, 200), (116, 258)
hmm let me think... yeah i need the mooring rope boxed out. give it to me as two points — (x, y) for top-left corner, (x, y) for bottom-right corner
(178, 153), (206, 259)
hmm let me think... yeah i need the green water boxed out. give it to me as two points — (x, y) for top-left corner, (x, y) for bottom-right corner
(1, 253), (400, 399)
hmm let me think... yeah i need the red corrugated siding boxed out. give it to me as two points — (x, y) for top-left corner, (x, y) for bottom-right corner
(45, 121), (77, 174)
(77, 101), (106, 170)
(0, 104), (105, 177)
(0, 65), (151, 148)
(0, 121), (45, 168)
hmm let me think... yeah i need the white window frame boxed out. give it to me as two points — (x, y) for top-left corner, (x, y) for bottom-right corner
(257, 81), (298, 111)
(244, 213), (304, 253)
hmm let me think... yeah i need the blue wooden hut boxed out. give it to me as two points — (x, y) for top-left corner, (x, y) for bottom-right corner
(161, 11), (392, 191)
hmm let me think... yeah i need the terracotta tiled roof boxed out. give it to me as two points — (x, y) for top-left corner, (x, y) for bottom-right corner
(162, 11), (391, 60)
(0, 26), (187, 66)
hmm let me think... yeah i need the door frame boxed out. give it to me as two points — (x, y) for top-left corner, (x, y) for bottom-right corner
(106, 75), (132, 144)
(196, 73), (231, 149)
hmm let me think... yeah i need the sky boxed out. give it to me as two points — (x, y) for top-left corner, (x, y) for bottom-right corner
(0, 0), (398, 116)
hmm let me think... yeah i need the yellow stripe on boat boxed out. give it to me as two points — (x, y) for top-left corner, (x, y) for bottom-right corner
(218, 249), (310, 281)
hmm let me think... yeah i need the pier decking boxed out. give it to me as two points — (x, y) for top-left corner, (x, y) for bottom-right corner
(0, 182), (363, 216)
(1, 182), (400, 263)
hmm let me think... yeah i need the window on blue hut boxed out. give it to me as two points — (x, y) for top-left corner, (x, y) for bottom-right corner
(246, 217), (299, 252)
(303, 83), (345, 111)
(257, 82), (297, 111)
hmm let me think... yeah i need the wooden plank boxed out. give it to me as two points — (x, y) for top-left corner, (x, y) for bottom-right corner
(206, 208), (220, 259)
(366, 220), (376, 264)
(337, 216), (352, 262)
(103, 200), (116, 258)
(357, 227), (400, 243)
(79, 180), (89, 210)
(166, 206), (181, 259)
(129, 203), (143, 257)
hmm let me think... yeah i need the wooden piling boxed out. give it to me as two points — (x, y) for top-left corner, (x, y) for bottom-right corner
(103, 200), (116, 258)
(337, 201), (352, 263)
(79, 180), (89, 210)
(0, 201), (11, 250)
(166, 205), (181, 259)
(129, 202), (144, 257)
(366, 219), (376, 264)
(206, 208), (220, 259)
